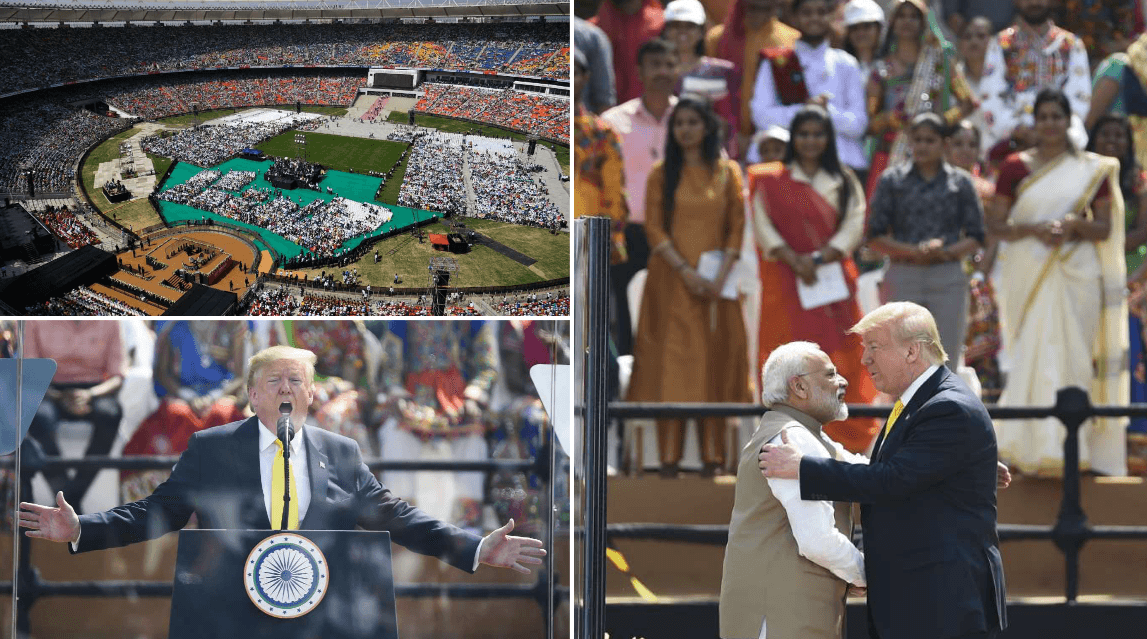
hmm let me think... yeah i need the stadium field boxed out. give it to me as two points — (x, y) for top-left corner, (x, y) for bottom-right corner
(82, 125), (144, 211)
(291, 219), (570, 288)
(257, 130), (406, 178)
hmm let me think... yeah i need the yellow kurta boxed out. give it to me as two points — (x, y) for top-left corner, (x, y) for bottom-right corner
(627, 159), (752, 405)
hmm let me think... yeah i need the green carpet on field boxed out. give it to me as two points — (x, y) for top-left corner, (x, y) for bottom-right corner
(157, 159), (438, 258)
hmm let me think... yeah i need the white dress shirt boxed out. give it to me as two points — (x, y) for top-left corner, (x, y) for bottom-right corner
(749, 39), (868, 170)
(259, 420), (312, 526)
(899, 365), (940, 409)
(764, 419), (867, 587)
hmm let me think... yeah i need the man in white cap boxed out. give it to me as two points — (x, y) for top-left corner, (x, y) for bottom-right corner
(750, 0), (868, 176)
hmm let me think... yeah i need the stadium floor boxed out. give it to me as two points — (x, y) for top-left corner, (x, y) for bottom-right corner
(157, 157), (438, 259)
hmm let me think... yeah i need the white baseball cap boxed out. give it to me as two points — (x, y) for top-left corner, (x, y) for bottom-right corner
(664, 0), (707, 26)
(843, 0), (886, 26)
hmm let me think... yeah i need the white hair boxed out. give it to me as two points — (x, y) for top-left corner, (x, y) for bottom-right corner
(760, 341), (824, 407)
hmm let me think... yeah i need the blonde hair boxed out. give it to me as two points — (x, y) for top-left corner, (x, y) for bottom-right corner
(849, 302), (947, 365)
(760, 341), (824, 406)
(246, 345), (317, 391)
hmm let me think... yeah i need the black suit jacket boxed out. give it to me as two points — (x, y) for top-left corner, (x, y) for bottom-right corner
(800, 367), (1007, 639)
(74, 417), (482, 573)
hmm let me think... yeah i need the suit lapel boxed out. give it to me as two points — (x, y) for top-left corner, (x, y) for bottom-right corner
(875, 367), (949, 462)
(299, 427), (329, 530)
(235, 417), (272, 530)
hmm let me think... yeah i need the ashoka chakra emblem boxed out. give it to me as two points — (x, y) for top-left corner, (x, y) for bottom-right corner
(244, 533), (328, 618)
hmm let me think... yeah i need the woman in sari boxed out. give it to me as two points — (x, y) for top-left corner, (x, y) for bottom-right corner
(990, 88), (1129, 477)
(864, 0), (974, 197)
(748, 105), (878, 453)
(627, 94), (751, 477)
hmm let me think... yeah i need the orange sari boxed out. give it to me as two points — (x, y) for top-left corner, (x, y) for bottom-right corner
(751, 164), (879, 452)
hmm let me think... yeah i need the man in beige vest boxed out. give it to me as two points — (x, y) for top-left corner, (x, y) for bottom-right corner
(720, 341), (866, 639)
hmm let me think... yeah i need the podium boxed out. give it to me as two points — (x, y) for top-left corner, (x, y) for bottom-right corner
(170, 529), (398, 639)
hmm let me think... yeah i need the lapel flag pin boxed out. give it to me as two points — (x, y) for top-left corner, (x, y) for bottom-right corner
(320, 461), (326, 469)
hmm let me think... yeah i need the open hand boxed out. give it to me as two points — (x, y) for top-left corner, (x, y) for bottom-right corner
(478, 519), (547, 574)
(19, 492), (80, 544)
(847, 583), (867, 597)
(759, 429), (803, 480)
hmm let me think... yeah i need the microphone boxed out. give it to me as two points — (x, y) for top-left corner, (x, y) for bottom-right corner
(277, 401), (293, 530)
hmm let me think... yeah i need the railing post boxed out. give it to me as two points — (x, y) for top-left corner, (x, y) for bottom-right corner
(577, 217), (611, 639)
(1052, 386), (1091, 603)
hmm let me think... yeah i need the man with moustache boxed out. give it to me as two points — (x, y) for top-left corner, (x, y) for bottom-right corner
(601, 37), (680, 355)
(978, 0), (1091, 156)
(720, 341), (866, 639)
(760, 303), (1008, 639)
(749, 0), (868, 178)
(19, 345), (545, 577)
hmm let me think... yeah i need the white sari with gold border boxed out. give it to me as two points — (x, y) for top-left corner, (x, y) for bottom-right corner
(994, 150), (1129, 477)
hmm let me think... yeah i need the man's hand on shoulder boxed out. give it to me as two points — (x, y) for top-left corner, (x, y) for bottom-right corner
(759, 428), (804, 480)
(18, 491), (80, 544)
(478, 519), (547, 575)
(997, 461), (1012, 489)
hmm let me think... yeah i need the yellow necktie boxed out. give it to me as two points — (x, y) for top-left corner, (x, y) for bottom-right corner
(271, 439), (299, 530)
(883, 400), (905, 439)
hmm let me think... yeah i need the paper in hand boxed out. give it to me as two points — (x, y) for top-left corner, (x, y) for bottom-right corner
(796, 262), (850, 310)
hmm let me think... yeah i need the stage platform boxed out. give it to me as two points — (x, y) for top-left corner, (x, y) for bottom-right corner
(605, 473), (1147, 600)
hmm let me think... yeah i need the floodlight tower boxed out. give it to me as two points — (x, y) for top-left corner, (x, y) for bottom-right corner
(427, 256), (459, 316)
(294, 133), (307, 162)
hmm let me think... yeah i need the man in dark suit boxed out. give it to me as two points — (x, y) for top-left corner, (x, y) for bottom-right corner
(759, 302), (1008, 639)
(19, 345), (544, 576)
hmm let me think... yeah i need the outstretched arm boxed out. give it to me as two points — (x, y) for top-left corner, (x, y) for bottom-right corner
(478, 519), (547, 574)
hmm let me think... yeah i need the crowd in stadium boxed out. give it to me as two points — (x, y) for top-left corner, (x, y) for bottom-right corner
(158, 168), (393, 258)
(469, 149), (562, 227)
(142, 118), (299, 167)
(33, 206), (102, 250)
(579, 0), (1147, 476)
(415, 83), (570, 143)
(398, 133), (469, 214)
(494, 291), (570, 316)
(23, 286), (143, 316)
(0, 22), (569, 96)
(0, 102), (133, 196)
(242, 286), (485, 316)
(104, 73), (364, 121)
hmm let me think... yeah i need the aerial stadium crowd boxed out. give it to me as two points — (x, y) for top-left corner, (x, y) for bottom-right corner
(23, 286), (144, 316)
(0, 21), (570, 97)
(494, 291), (571, 316)
(242, 286), (482, 316)
(32, 206), (102, 250)
(469, 149), (563, 227)
(104, 73), (364, 120)
(141, 116), (310, 167)
(158, 168), (394, 259)
(0, 102), (132, 195)
(415, 83), (571, 142)
(398, 133), (469, 214)
(578, 0), (1147, 475)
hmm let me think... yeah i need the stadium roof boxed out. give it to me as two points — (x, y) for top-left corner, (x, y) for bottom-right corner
(0, 0), (568, 22)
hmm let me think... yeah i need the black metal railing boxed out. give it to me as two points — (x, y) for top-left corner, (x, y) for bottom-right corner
(606, 388), (1147, 603)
